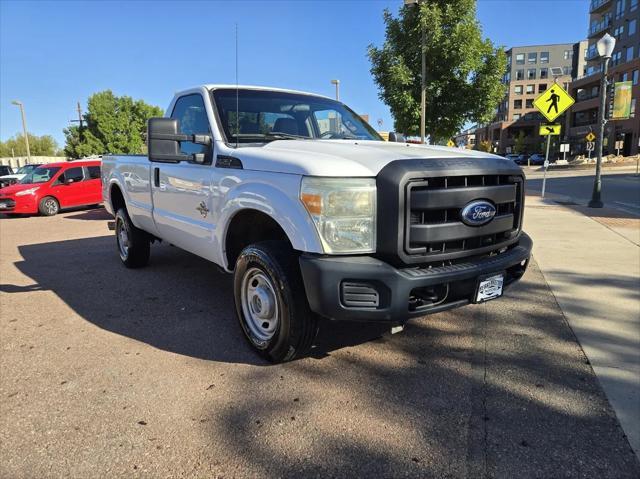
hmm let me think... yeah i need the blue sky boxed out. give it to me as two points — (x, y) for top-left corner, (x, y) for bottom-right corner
(0, 0), (589, 145)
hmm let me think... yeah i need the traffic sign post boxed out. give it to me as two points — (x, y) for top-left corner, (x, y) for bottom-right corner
(533, 82), (575, 122)
(447, 139), (455, 147)
(585, 132), (596, 142)
(586, 141), (595, 159)
(560, 143), (570, 162)
(541, 134), (551, 199)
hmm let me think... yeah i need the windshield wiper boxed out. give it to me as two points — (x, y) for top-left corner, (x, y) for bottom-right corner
(230, 133), (310, 142)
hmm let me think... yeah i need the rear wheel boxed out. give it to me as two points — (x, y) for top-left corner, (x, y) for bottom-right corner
(38, 196), (59, 216)
(115, 208), (150, 268)
(233, 241), (318, 363)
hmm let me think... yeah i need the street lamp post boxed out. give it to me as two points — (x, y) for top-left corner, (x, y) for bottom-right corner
(330, 79), (340, 101)
(11, 100), (31, 163)
(589, 33), (616, 208)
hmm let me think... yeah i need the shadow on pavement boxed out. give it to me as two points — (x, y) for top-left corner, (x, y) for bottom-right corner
(62, 207), (112, 221)
(5, 236), (385, 366)
(3, 234), (640, 476)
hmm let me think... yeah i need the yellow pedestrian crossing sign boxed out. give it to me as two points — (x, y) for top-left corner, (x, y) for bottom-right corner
(533, 82), (574, 122)
(447, 139), (455, 147)
(585, 132), (596, 142)
(539, 124), (561, 136)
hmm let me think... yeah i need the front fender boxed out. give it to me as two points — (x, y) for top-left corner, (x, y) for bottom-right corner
(216, 172), (323, 270)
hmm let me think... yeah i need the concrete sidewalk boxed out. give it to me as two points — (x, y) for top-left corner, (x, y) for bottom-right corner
(524, 196), (640, 457)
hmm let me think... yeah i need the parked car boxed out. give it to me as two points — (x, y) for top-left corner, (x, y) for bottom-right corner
(0, 159), (102, 216)
(0, 163), (43, 189)
(102, 85), (532, 363)
(0, 165), (14, 188)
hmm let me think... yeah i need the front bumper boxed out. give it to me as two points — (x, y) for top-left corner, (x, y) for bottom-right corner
(299, 233), (532, 322)
(0, 195), (38, 214)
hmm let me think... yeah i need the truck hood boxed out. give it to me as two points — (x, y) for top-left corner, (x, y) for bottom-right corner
(231, 140), (506, 176)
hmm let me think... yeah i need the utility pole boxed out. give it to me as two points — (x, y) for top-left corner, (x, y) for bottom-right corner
(11, 100), (31, 163)
(405, 0), (427, 144)
(70, 101), (84, 140)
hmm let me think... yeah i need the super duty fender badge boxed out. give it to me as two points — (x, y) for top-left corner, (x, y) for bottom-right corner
(196, 201), (210, 218)
(460, 200), (496, 226)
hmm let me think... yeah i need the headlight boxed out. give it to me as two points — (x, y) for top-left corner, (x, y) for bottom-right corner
(300, 177), (376, 254)
(16, 187), (39, 196)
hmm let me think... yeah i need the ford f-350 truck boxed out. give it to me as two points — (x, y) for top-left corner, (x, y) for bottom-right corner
(102, 85), (532, 363)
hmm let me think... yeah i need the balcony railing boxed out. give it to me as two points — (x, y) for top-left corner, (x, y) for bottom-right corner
(590, 0), (612, 13)
(588, 17), (611, 37)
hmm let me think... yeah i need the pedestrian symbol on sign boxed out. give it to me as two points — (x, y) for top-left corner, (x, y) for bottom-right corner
(546, 89), (561, 115)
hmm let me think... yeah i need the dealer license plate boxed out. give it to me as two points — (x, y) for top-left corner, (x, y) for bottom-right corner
(475, 273), (504, 303)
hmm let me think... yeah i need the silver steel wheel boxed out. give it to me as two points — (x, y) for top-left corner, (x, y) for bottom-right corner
(43, 198), (58, 215)
(116, 218), (130, 259)
(240, 267), (280, 342)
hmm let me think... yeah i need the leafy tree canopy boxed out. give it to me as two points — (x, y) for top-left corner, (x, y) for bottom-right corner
(64, 90), (163, 159)
(368, 0), (506, 143)
(0, 133), (61, 157)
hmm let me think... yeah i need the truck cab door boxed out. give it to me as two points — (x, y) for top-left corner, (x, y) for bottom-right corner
(151, 94), (217, 261)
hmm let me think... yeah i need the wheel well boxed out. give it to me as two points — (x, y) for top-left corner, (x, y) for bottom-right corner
(225, 210), (292, 269)
(110, 184), (125, 213)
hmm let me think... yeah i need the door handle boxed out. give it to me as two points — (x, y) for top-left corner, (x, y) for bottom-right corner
(154, 167), (160, 187)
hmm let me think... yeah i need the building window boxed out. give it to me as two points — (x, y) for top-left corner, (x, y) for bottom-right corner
(629, 19), (637, 36)
(614, 25), (625, 37)
(540, 68), (548, 79)
(527, 68), (536, 79)
(514, 85), (523, 95)
(528, 52), (537, 64)
(631, 0), (638, 11)
(615, 0), (626, 19)
(626, 46), (634, 62)
(516, 53), (525, 64)
(612, 50), (622, 66)
(563, 50), (573, 60)
(633, 69), (639, 85)
(540, 51), (549, 63)
(526, 84), (535, 94)
(514, 99), (523, 109)
(630, 98), (636, 117)
(525, 99), (534, 109)
(620, 72), (629, 82)
(563, 66), (571, 76)
(513, 113), (521, 121)
(538, 83), (547, 93)
(516, 69), (524, 80)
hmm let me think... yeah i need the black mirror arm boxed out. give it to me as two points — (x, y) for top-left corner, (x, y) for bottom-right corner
(149, 133), (212, 146)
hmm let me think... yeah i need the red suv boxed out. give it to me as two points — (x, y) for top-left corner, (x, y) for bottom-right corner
(0, 160), (102, 216)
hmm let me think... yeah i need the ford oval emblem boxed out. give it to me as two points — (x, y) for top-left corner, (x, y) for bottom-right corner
(460, 200), (496, 226)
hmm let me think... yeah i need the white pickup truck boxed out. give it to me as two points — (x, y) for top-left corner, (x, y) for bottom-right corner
(102, 85), (532, 362)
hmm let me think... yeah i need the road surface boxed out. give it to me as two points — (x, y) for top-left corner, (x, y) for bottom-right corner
(1, 209), (639, 478)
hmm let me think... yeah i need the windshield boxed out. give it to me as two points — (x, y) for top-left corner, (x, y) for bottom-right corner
(212, 89), (382, 144)
(16, 164), (39, 175)
(19, 166), (61, 184)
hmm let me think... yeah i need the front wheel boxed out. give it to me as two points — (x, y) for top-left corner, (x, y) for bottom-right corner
(234, 241), (318, 363)
(115, 208), (150, 268)
(38, 196), (59, 216)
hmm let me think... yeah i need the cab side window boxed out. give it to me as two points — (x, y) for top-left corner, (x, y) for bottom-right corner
(56, 166), (84, 184)
(170, 94), (210, 156)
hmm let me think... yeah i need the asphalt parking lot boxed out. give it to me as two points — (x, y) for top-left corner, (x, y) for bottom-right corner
(1, 209), (639, 478)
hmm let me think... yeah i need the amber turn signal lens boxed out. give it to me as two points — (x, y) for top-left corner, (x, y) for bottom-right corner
(301, 193), (322, 215)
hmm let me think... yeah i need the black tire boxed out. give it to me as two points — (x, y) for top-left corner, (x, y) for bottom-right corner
(38, 196), (59, 216)
(115, 208), (150, 268)
(233, 241), (319, 363)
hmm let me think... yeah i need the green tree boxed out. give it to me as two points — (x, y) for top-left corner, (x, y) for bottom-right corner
(0, 133), (61, 157)
(368, 0), (506, 143)
(513, 131), (526, 154)
(63, 90), (163, 159)
(476, 139), (492, 152)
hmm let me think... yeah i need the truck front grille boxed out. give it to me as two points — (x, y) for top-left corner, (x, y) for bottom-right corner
(404, 174), (523, 261)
